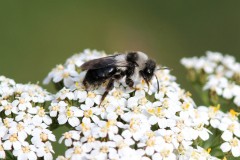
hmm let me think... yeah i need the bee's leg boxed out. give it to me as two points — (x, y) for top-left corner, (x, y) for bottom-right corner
(139, 70), (150, 91)
(125, 63), (135, 88)
(126, 78), (134, 87)
(99, 78), (114, 107)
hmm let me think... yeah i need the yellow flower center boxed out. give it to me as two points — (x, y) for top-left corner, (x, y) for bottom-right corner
(81, 123), (90, 132)
(19, 98), (25, 104)
(182, 103), (190, 110)
(63, 72), (69, 78)
(132, 106), (141, 114)
(229, 109), (239, 119)
(66, 108), (73, 118)
(146, 131), (155, 138)
(17, 124), (24, 131)
(52, 105), (59, 111)
(115, 106), (124, 115)
(207, 148), (211, 154)
(112, 90), (122, 99)
(228, 124), (235, 132)
(4, 105), (12, 110)
(87, 92), (96, 98)
(84, 109), (93, 118)
(37, 107), (45, 117)
(87, 136), (95, 143)
(74, 146), (83, 154)
(57, 65), (64, 70)
(147, 107), (155, 115)
(155, 107), (162, 116)
(100, 146), (109, 153)
(64, 132), (72, 139)
(40, 133), (48, 142)
(0, 145), (3, 151)
(9, 133), (18, 142)
(22, 146), (30, 153)
(230, 138), (239, 147)
(139, 97), (148, 105)
(161, 149), (171, 158)
(146, 138), (155, 147)
(164, 135), (172, 143)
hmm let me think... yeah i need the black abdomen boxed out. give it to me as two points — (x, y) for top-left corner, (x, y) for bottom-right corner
(83, 66), (117, 87)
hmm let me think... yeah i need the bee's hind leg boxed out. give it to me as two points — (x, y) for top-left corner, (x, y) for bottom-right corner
(99, 78), (115, 107)
(126, 78), (134, 87)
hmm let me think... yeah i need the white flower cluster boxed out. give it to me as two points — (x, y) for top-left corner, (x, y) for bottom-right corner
(43, 49), (107, 89)
(198, 105), (240, 157)
(181, 51), (240, 107)
(0, 76), (56, 160)
(45, 50), (220, 160)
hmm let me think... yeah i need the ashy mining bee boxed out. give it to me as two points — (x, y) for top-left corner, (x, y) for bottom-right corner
(81, 51), (163, 106)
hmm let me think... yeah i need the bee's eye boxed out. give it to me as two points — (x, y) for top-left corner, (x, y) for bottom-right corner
(145, 68), (152, 75)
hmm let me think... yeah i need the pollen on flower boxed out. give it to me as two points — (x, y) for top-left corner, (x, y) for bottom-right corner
(64, 132), (72, 139)
(56, 64), (64, 70)
(87, 92), (96, 98)
(17, 124), (24, 131)
(63, 72), (69, 78)
(100, 146), (109, 153)
(22, 146), (30, 153)
(207, 148), (211, 154)
(182, 102), (190, 110)
(212, 104), (220, 112)
(0, 145), (3, 151)
(164, 135), (172, 143)
(81, 122), (90, 132)
(146, 138), (155, 147)
(37, 107), (46, 117)
(19, 98), (25, 104)
(40, 133), (49, 142)
(147, 107), (155, 115)
(112, 90), (123, 99)
(227, 124), (235, 132)
(52, 105), (59, 111)
(229, 109), (239, 118)
(139, 97), (148, 105)
(230, 138), (239, 147)
(155, 107), (162, 116)
(74, 146), (83, 154)
(3, 104), (12, 111)
(66, 108), (73, 118)
(115, 106), (124, 115)
(160, 149), (171, 158)
(9, 134), (18, 142)
(84, 109), (93, 118)
(87, 136), (95, 143)
(132, 106), (141, 114)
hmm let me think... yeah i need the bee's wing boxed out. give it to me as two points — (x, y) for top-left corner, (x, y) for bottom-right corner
(80, 54), (128, 70)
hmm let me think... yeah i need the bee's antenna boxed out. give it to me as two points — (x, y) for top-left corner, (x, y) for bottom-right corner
(157, 66), (172, 71)
(155, 74), (160, 93)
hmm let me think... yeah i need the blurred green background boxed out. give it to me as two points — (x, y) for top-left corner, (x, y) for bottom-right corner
(1, 0), (240, 158)
(1, 0), (240, 95)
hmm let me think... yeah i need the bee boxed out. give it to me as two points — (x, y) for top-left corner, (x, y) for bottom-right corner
(81, 51), (163, 106)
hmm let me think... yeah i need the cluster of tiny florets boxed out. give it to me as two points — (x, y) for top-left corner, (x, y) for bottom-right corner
(3, 49), (240, 159)
(0, 76), (55, 160)
(181, 51), (240, 158)
(44, 50), (220, 159)
(181, 51), (240, 108)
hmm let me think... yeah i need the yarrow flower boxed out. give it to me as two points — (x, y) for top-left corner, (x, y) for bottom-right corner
(0, 76), (55, 160)
(3, 49), (240, 159)
(181, 51), (240, 109)
(44, 49), (222, 159)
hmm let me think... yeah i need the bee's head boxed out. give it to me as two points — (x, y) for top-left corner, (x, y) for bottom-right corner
(140, 59), (156, 82)
(127, 51), (148, 68)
